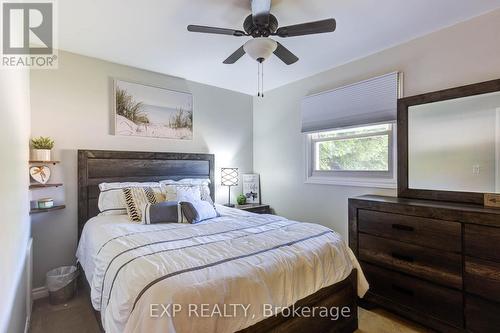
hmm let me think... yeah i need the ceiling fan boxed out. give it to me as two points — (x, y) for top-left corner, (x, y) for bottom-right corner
(187, 0), (336, 95)
(187, 0), (336, 65)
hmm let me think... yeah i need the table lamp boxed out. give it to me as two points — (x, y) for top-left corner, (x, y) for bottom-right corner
(221, 167), (238, 207)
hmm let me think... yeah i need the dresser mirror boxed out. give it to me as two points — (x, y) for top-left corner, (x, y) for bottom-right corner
(398, 79), (500, 205)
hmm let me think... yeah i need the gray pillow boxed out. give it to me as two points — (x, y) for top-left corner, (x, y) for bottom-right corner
(142, 201), (180, 224)
(180, 200), (218, 224)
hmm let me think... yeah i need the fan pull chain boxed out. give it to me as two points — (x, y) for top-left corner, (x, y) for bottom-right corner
(259, 62), (261, 97)
(256, 62), (266, 98)
(261, 62), (264, 98)
(257, 62), (261, 97)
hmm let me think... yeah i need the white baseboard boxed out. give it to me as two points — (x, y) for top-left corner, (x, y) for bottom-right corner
(32, 286), (48, 300)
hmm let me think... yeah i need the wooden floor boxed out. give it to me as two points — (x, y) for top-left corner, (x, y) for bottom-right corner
(29, 291), (431, 333)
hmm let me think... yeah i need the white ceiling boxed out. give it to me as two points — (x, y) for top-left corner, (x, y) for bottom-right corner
(58, 0), (500, 95)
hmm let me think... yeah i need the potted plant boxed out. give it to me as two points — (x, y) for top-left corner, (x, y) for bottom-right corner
(30, 136), (54, 161)
(236, 194), (247, 205)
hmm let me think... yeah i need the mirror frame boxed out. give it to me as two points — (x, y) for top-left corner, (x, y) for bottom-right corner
(397, 78), (500, 205)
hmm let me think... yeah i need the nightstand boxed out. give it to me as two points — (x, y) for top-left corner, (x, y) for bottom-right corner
(235, 204), (271, 214)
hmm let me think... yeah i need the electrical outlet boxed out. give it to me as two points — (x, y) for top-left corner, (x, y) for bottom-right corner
(472, 164), (480, 176)
(484, 193), (500, 208)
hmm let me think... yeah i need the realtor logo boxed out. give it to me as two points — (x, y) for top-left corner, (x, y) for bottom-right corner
(1, 1), (57, 68)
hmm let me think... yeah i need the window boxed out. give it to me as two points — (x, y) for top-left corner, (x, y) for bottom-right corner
(305, 123), (397, 188)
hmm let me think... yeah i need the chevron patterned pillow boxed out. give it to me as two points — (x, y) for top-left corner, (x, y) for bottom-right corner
(123, 187), (165, 222)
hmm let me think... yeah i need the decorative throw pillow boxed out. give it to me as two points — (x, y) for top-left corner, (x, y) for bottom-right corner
(160, 179), (213, 203)
(176, 187), (202, 202)
(200, 185), (214, 205)
(98, 182), (161, 216)
(142, 201), (181, 224)
(123, 187), (165, 222)
(179, 200), (218, 224)
(161, 183), (202, 201)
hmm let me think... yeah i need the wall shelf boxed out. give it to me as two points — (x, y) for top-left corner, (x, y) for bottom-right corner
(28, 158), (65, 215)
(29, 160), (60, 165)
(29, 183), (63, 190)
(30, 205), (66, 215)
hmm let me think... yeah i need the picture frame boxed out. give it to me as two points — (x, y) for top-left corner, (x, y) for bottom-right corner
(113, 79), (193, 140)
(242, 174), (260, 204)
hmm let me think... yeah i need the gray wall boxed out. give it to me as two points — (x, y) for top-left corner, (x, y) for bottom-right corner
(253, 9), (500, 240)
(0, 66), (31, 332)
(30, 51), (254, 288)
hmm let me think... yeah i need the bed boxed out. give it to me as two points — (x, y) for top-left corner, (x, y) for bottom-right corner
(77, 150), (368, 333)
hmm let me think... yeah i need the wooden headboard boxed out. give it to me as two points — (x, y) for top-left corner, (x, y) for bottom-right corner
(77, 150), (215, 238)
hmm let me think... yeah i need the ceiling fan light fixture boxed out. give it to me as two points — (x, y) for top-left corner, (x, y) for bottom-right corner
(243, 37), (277, 62)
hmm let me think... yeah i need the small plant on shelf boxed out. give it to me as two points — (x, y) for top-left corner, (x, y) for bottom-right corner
(31, 136), (54, 149)
(30, 136), (55, 161)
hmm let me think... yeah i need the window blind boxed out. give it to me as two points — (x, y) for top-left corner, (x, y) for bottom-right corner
(301, 72), (402, 133)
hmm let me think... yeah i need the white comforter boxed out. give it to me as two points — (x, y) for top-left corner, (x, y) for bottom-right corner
(77, 206), (368, 333)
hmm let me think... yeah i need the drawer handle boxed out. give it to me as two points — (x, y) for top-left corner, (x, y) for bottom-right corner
(391, 224), (414, 232)
(391, 284), (414, 296)
(391, 252), (414, 262)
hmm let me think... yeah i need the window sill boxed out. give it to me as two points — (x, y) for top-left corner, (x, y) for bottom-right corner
(305, 176), (397, 189)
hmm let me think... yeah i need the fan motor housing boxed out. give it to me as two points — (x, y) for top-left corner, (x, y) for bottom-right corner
(243, 14), (278, 37)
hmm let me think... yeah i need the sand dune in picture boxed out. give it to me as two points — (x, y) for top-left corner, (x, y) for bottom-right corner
(116, 115), (192, 139)
(114, 80), (193, 139)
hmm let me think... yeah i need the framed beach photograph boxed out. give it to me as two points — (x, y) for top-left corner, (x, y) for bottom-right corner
(113, 79), (193, 139)
(242, 174), (260, 204)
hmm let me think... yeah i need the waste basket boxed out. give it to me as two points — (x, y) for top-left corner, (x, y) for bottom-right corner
(46, 266), (78, 305)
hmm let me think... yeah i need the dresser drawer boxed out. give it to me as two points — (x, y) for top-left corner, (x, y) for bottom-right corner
(358, 210), (461, 252)
(465, 224), (500, 262)
(359, 234), (462, 289)
(362, 262), (463, 327)
(465, 295), (500, 333)
(464, 256), (500, 302)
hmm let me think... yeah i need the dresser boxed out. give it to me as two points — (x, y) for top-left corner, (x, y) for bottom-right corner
(349, 195), (500, 332)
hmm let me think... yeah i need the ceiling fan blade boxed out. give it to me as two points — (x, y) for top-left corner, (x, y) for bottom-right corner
(187, 25), (246, 37)
(223, 46), (246, 64)
(273, 42), (298, 65)
(275, 18), (336, 37)
(251, 0), (271, 26)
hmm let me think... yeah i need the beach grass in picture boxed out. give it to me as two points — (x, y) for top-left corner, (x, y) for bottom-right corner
(114, 80), (193, 139)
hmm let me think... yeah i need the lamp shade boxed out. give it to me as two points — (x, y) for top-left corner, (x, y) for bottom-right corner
(221, 168), (238, 186)
(243, 38), (277, 62)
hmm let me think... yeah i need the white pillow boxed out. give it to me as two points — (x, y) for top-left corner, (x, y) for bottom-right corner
(98, 182), (162, 215)
(99, 182), (160, 191)
(159, 179), (212, 203)
(161, 183), (202, 202)
(161, 178), (210, 186)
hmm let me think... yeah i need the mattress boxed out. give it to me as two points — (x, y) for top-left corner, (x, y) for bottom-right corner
(76, 205), (368, 333)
